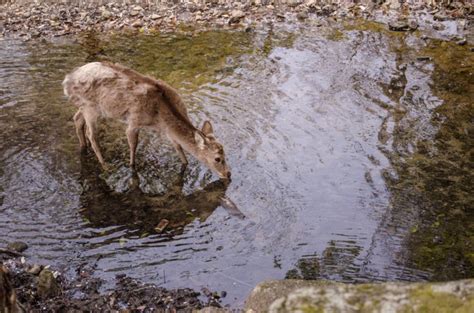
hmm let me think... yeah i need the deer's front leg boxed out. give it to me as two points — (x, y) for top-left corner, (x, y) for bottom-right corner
(172, 141), (188, 166)
(83, 109), (106, 168)
(73, 110), (87, 152)
(126, 125), (140, 167)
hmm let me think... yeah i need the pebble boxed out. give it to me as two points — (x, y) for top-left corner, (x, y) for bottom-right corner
(388, 21), (410, 32)
(131, 20), (144, 28)
(28, 264), (43, 275)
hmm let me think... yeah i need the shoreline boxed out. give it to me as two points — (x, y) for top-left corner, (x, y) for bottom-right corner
(1, 250), (223, 312)
(1, 1), (472, 41)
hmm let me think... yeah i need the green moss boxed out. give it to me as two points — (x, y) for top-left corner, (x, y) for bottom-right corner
(404, 287), (474, 313)
(325, 29), (346, 41)
(98, 29), (254, 90)
(261, 30), (296, 56)
(301, 305), (324, 313)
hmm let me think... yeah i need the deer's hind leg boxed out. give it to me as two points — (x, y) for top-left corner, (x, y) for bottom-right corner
(126, 124), (140, 167)
(73, 110), (87, 152)
(82, 108), (106, 168)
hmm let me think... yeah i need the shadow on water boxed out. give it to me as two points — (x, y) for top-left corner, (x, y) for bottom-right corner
(78, 156), (244, 236)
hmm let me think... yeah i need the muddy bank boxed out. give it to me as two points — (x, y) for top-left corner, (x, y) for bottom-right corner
(1, 0), (472, 40)
(1, 250), (221, 312)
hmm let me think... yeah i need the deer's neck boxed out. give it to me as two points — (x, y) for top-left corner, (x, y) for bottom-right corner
(161, 115), (200, 156)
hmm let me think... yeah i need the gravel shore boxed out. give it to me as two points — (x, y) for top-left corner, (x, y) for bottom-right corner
(1, 251), (222, 312)
(1, 0), (472, 40)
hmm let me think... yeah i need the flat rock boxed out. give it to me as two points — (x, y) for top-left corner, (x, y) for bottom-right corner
(388, 21), (410, 31)
(245, 279), (474, 313)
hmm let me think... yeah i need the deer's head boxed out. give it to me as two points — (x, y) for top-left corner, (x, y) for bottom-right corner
(194, 121), (231, 180)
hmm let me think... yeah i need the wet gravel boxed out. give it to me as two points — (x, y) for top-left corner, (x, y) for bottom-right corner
(2, 253), (221, 312)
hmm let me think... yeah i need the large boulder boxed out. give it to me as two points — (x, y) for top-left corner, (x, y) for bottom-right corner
(245, 279), (474, 312)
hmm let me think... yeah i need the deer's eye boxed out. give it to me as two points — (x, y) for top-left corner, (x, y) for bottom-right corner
(215, 157), (221, 163)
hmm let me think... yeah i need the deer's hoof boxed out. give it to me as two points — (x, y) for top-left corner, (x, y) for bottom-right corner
(101, 163), (111, 172)
(79, 145), (87, 154)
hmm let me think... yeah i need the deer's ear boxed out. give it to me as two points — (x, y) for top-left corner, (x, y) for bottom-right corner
(202, 121), (214, 136)
(194, 131), (206, 149)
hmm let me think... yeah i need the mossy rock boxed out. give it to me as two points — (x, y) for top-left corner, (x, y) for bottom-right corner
(245, 279), (474, 313)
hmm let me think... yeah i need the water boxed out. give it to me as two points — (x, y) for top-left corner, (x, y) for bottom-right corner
(0, 21), (472, 307)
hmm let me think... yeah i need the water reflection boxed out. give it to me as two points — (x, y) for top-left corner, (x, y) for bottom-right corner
(79, 156), (243, 236)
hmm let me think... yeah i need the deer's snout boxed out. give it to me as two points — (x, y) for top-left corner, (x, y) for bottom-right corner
(219, 170), (231, 181)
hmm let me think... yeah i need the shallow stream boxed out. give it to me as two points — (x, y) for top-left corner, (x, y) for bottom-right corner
(0, 20), (472, 306)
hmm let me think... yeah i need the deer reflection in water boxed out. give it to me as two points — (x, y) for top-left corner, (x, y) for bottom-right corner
(78, 158), (244, 236)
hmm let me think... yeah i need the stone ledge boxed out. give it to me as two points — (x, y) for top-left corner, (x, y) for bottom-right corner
(244, 279), (474, 313)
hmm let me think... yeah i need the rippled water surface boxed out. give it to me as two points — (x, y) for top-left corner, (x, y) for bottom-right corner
(1, 21), (472, 306)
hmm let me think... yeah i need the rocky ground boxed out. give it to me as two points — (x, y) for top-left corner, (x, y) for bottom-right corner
(1, 242), (222, 312)
(0, 0), (472, 40)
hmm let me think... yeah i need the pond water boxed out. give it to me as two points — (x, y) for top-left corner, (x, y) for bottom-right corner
(0, 20), (472, 307)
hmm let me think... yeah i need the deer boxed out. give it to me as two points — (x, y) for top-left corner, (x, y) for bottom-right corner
(62, 62), (231, 180)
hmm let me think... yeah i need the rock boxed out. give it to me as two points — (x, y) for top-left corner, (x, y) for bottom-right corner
(388, 19), (417, 31)
(456, 38), (467, 46)
(37, 268), (60, 298)
(150, 14), (161, 20)
(287, 0), (302, 8)
(132, 5), (143, 12)
(433, 23), (445, 31)
(7, 241), (28, 253)
(228, 9), (245, 24)
(101, 10), (112, 19)
(245, 279), (474, 313)
(296, 11), (308, 20)
(27, 264), (43, 275)
(434, 13), (449, 21)
(131, 20), (144, 28)
(388, 21), (409, 31)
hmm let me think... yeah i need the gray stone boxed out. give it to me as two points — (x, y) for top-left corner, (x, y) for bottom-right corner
(131, 20), (144, 28)
(388, 21), (410, 32)
(245, 279), (474, 313)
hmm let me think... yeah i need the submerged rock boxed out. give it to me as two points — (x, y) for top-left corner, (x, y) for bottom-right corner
(245, 279), (474, 312)
(7, 241), (28, 253)
(388, 20), (417, 32)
